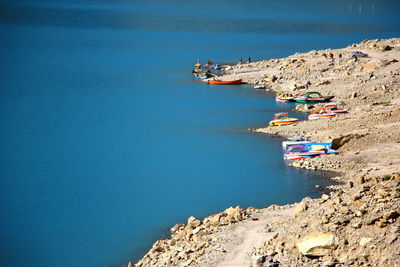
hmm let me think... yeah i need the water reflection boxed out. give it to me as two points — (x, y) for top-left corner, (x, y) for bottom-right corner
(348, 1), (376, 15)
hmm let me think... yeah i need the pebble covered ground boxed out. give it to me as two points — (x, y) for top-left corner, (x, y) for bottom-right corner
(130, 38), (400, 267)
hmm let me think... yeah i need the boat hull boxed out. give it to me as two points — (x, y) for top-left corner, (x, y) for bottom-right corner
(269, 119), (298, 126)
(308, 114), (336, 120)
(208, 79), (243, 85)
(294, 95), (334, 103)
(330, 108), (347, 113)
(193, 73), (208, 80)
(284, 151), (321, 160)
(295, 98), (325, 103)
(275, 97), (294, 102)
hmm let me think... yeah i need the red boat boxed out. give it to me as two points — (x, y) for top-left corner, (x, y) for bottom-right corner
(208, 79), (243, 85)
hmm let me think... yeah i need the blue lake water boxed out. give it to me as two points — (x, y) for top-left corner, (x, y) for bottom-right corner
(0, 1), (399, 266)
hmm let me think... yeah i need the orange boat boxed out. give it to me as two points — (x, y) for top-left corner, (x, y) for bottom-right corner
(208, 79), (243, 85)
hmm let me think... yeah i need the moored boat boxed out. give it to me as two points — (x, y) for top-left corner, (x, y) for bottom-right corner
(308, 107), (337, 120)
(294, 92), (334, 103)
(283, 141), (338, 160)
(324, 103), (348, 114)
(208, 79), (243, 85)
(269, 113), (299, 126)
(283, 144), (321, 160)
(275, 91), (294, 102)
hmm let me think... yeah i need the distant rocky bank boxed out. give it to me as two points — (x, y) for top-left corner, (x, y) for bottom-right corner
(130, 38), (400, 267)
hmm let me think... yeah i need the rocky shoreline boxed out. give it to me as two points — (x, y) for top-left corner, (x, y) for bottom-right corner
(129, 38), (400, 266)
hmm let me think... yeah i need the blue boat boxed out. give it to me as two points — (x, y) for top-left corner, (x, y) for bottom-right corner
(282, 140), (338, 160)
(305, 142), (339, 155)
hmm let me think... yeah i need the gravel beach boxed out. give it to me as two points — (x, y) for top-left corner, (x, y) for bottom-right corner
(131, 38), (400, 267)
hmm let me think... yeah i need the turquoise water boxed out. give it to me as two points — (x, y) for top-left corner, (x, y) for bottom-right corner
(0, 1), (399, 266)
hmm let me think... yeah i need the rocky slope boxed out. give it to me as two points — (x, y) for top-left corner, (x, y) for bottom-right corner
(130, 38), (400, 266)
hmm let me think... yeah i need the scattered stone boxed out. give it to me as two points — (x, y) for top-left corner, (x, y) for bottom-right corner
(133, 38), (400, 267)
(321, 194), (330, 201)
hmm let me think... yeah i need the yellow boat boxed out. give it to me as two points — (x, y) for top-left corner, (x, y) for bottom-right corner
(269, 113), (299, 126)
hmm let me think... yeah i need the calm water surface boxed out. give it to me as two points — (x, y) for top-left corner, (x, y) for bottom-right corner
(0, 1), (399, 266)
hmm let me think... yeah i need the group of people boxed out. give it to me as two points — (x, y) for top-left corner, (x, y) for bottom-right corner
(322, 52), (342, 60)
(239, 57), (252, 64)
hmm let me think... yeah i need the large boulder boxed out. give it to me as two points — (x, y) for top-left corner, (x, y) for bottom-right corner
(295, 231), (338, 257)
(223, 206), (244, 223)
(362, 60), (384, 72)
(294, 198), (310, 217)
(204, 213), (223, 227)
(187, 216), (202, 229)
(331, 133), (364, 150)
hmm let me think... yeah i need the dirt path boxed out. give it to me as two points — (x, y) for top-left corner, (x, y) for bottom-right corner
(216, 208), (294, 267)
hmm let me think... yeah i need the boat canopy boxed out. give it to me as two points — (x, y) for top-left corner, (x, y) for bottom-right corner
(272, 113), (289, 120)
(286, 144), (307, 153)
(310, 107), (331, 115)
(304, 92), (323, 98)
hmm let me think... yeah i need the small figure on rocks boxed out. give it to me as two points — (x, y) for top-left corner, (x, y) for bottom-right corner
(305, 81), (311, 89)
(329, 53), (334, 60)
(247, 57), (251, 63)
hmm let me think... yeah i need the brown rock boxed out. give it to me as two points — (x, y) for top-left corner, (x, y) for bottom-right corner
(187, 216), (202, 229)
(321, 194), (330, 201)
(353, 200), (365, 207)
(246, 207), (257, 213)
(204, 213), (222, 227)
(380, 45), (392, 51)
(170, 224), (185, 234)
(338, 206), (350, 214)
(224, 206), (244, 223)
(362, 60), (384, 72)
(377, 188), (389, 198)
(295, 200), (309, 217)
(295, 231), (338, 257)
(351, 193), (362, 201)
(354, 175), (365, 185)
(355, 210), (364, 217)
(331, 134), (364, 150)
(384, 210), (399, 220)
